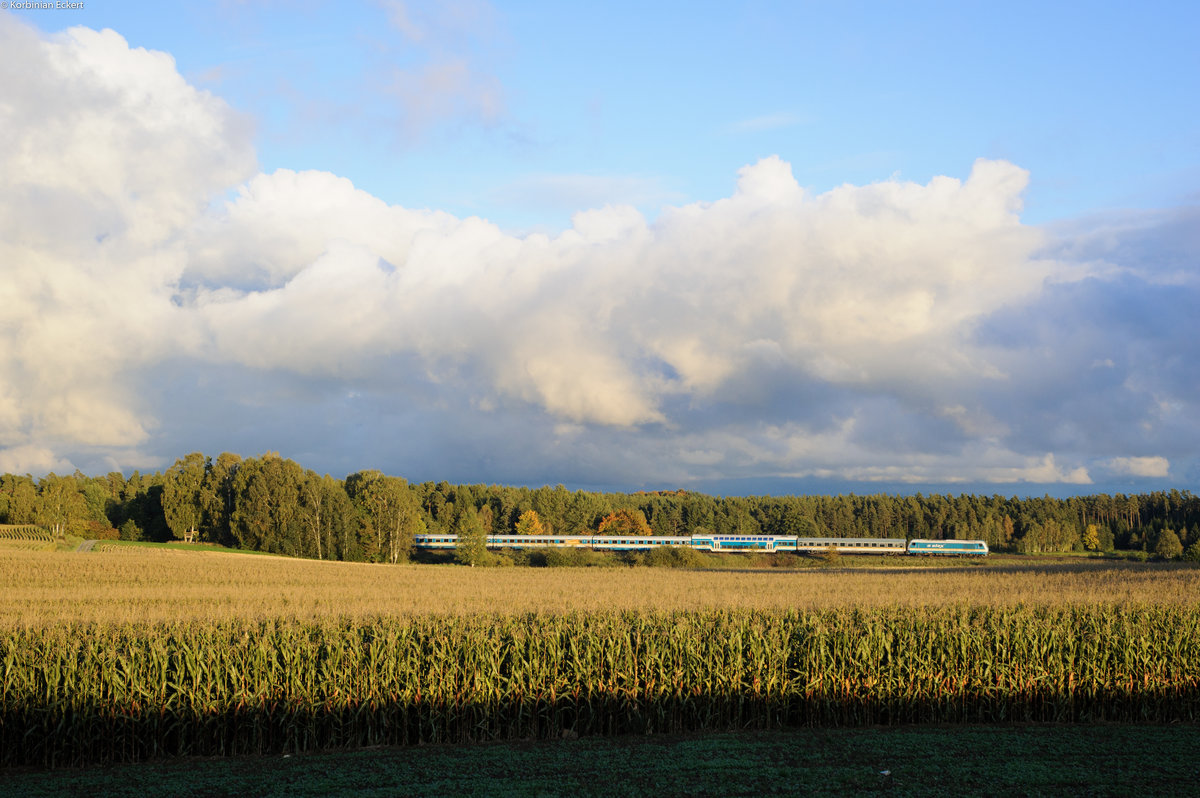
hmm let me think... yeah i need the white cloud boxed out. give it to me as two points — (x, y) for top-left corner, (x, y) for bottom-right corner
(385, 57), (504, 138)
(1106, 456), (1170, 478)
(666, 424), (1094, 486)
(178, 152), (1056, 456)
(0, 445), (73, 477)
(380, 0), (499, 45)
(3, 16), (1196, 489)
(1006, 454), (1092, 485)
(186, 169), (457, 289)
(0, 17), (254, 468)
(374, 0), (506, 140)
(381, 0), (427, 42)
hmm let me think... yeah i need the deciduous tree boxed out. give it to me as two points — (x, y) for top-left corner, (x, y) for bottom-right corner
(201, 452), (241, 546)
(163, 453), (207, 542)
(597, 508), (652, 536)
(1154, 528), (1183, 560)
(230, 454), (306, 555)
(515, 509), (546, 536)
(34, 474), (88, 536)
(455, 505), (488, 566)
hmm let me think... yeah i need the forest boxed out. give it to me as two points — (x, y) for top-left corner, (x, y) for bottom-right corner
(2, 451), (1198, 562)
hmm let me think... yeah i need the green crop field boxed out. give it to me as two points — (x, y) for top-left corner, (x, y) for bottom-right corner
(1, 545), (1198, 784)
(4, 606), (1199, 769)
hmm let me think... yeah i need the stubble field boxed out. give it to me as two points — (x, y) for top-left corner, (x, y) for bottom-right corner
(3, 545), (1198, 626)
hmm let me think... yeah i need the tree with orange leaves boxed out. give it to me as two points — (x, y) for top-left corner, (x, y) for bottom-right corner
(515, 509), (547, 536)
(597, 508), (652, 536)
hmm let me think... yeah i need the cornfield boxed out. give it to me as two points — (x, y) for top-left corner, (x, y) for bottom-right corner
(0, 526), (54, 552)
(3, 606), (1198, 768)
(0, 526), (51, 540)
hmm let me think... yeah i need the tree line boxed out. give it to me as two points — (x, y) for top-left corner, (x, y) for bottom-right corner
(2, 451), (1198, 562)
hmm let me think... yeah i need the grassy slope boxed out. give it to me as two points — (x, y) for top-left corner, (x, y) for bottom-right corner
(7, 725), (1199, 797)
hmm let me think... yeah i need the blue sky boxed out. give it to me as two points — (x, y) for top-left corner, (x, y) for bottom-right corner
(18, 1), (1197, 229)
(1, 1), (1198, 495)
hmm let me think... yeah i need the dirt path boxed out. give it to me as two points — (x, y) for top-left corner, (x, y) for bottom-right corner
(75, 539), (98, 552)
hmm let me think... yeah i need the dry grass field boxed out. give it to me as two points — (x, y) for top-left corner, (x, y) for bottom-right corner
(2, 545), (1198, 628)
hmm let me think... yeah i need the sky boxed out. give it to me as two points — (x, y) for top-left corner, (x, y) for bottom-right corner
(1, 1), (1198, 496)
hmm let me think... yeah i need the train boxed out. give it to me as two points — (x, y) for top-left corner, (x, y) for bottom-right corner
(413, 533), (989, 556)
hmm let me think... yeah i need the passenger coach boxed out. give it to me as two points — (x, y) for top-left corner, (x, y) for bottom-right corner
(414, 533), (988, 556)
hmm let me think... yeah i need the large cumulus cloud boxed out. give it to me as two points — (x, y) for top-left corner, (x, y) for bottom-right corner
(2, 17), (1196, 490)
(0, 19), (255, 473)
(188, 156), (1047, 430)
